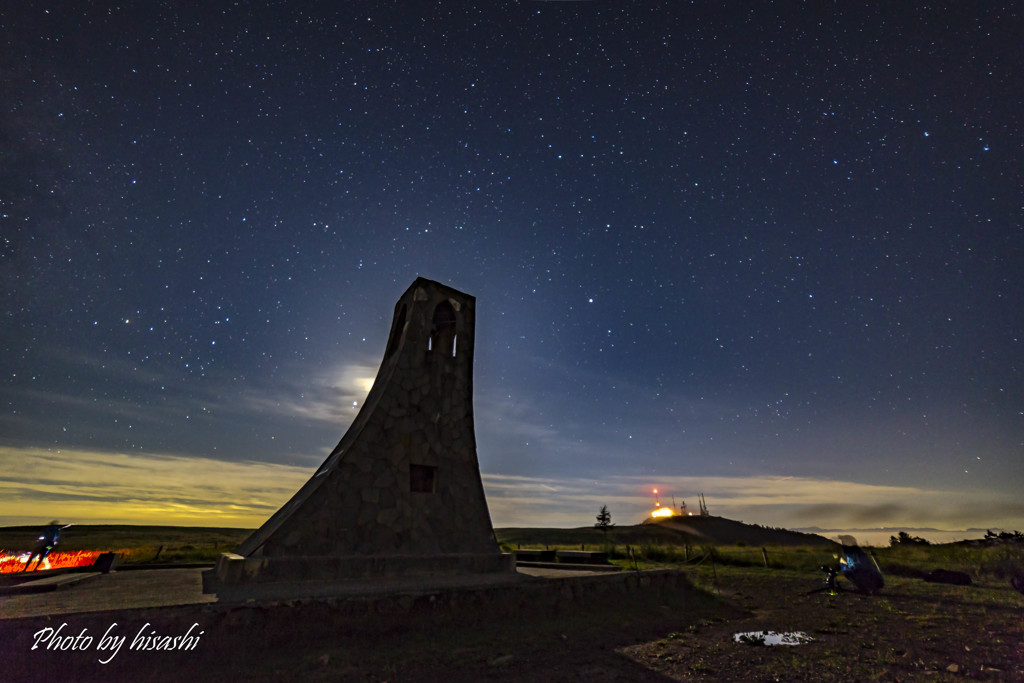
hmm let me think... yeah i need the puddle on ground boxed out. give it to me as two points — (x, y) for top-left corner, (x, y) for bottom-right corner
(733, 631), (813, 646)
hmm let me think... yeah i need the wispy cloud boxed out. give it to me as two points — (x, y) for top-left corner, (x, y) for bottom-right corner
(0, 344), (381, 450)
(0, 446), (311, 528)
(239, 360), (380, 424)
(2, 447), (1020, 542)
(474, 394), (591, 469)
(480, 473), (1024, 534)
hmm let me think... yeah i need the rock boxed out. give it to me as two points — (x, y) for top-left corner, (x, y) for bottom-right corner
(925, 569), (972, 586)
(488, 654), (515, 667)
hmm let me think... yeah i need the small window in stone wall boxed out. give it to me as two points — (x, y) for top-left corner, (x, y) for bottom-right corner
(409, 464), (437, 493)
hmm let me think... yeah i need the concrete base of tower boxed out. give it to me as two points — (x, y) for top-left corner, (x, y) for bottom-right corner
(204, 551), (517, 601)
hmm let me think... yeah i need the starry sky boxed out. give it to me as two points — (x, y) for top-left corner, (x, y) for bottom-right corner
(2, 2), (1021, 542)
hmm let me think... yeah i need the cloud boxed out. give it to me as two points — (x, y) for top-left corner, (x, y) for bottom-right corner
(0, 446), (311, 528)
(239, 361), (380, 424)
(480, 473), (1024, 533)
(2, 448), (1021, 542)
(798, 503), (909, 525)
(473, 392), (597, 479)
(0, 345), (383, 463)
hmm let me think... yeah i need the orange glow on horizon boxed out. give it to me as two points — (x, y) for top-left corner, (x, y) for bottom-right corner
(0, 550), (101, 574)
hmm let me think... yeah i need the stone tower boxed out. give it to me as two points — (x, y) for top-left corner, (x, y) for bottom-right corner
(216, 278), (511, 586)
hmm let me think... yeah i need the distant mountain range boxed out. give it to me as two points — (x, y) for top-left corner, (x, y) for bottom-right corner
(793, 526), (1016, 546)
(795, 527), (999, 534)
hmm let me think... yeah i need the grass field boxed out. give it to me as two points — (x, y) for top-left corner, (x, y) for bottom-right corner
(497, 520), (1024, 583)
(0, 524), (253, 565)
(3, 520), (1021, 580)
(504, 537), (1024, 583)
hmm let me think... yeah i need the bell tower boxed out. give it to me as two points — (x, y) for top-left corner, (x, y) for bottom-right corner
(213, 278), (511, 588)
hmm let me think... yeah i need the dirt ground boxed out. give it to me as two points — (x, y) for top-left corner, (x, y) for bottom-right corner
(3, 566), (1022, 682)
(622, 567), (1024, 682)
(243, 565), (1019, 683)
(303, 566), (1024, 682)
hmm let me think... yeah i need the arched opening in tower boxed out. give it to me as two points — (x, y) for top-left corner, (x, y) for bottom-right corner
(431, 301), (457, 357)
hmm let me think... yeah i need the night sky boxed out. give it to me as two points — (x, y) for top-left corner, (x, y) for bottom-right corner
(2, 2), (1021, 541)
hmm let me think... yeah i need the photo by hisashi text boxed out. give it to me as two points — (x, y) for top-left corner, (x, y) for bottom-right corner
(31, 622), (203, 664)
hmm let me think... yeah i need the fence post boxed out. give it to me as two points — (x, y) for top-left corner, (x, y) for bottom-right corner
(706, 546), (718, 589)
(761, 547), (769, 568)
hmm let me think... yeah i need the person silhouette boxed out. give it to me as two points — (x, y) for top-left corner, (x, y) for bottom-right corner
(836, 535), (884, 594)
(22, 521), (68, 572)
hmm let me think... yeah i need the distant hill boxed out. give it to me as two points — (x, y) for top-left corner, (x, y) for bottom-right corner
(1, 519), (834, 554)
(496, 515), (835, 548)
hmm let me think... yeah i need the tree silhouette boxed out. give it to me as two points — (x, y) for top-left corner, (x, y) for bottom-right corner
(889, 530), (930, 546)
(595, 505), (614, 532)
